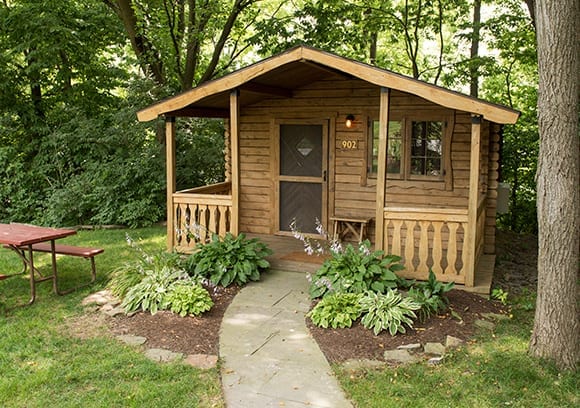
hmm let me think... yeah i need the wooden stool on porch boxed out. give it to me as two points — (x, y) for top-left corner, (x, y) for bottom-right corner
(330, 216), (371, 243)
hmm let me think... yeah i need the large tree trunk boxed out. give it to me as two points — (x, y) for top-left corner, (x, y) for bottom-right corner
(469, 0), (481, 97)
(530, 0), (579, 371)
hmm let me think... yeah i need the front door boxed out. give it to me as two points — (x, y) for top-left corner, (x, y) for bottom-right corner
(277, 122), (328, 235)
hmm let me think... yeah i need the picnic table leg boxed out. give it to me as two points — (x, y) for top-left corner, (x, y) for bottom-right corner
(50, 240), (60, 295)
(27, 245), (36, 305)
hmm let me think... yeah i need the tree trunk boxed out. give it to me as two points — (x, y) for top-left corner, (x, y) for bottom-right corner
(469, 0), (481, 98)
(530, 0), (579, 371)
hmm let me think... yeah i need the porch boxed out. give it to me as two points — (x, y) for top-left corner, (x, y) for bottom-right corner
(168, 182), (493, 294)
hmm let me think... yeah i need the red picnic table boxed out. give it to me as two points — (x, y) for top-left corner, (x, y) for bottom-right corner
(0, 223), (103, 305)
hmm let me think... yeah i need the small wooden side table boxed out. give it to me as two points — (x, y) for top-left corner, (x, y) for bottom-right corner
(330, 216), (371, 243)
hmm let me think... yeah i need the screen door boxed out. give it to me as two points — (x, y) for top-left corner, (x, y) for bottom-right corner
(278, 123), (327, 234)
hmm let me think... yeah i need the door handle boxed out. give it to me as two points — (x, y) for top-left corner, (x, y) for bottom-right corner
(323, 170), (327, 182)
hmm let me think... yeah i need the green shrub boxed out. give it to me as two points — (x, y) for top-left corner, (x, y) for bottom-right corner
(308, 240), (403, 299)
(407, 270), (454, 321)
(308, 293), (363, 329)
(121, 266), (190, 314)
(186, 233), (272, 287)
(163, 282), (214, 317)
(360, 289), (421, 336)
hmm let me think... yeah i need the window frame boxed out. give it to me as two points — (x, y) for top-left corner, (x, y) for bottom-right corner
(366, 114), (453, 190)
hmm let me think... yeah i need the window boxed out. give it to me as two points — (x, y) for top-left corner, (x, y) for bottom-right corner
(368, 118), (447, 182)
(410, 121), (443, 177)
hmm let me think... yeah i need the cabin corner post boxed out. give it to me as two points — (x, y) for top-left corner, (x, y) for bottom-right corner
(375, 87), (391, 251)
(165, 116), (176, 252)
(229, 89), (240, 236)
(465, 114), (482, 287)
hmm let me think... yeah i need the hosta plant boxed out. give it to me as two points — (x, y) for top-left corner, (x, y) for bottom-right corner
(121, 265), (190, 314)
(407, 270), (455, 321)
(186, 233), (272, 287)
(308, 240), (403, 299)
(360, 289), (421, 336)
(308, 293), (363, 329)
(108, 234), (185, 299)
(163, 282), (214, 317)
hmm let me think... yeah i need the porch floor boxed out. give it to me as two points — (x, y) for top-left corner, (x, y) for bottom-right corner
(248, 234), (494, 295)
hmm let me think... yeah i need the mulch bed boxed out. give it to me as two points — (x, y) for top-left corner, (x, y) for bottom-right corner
(89, 230), (536, 363)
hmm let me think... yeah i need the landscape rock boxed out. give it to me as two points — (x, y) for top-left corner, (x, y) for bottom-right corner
(145, 348), (184, 363)
(82, 290), (119, 306)
(117, 335), (147, 346)
(424, 342), (446, 356)
(104, 306), (126, 317)
(341, 359), (386, 370)
(397, 343), (422, 351)
(384, 349), (419, 364)
(481, 312), (509, 321)
(427, 356), (444, 365)
(445, 336), (464, 348)
(184, 354), (218, 369)
(474, 319), (496, 331)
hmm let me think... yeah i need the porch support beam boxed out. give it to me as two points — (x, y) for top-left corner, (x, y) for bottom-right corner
(229, 90), (240, 236)
(465, 114), (482, 287)
(375, 87), (391, 251)
(165, 116), (176, 251)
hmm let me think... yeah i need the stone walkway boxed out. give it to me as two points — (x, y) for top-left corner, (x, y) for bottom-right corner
(219, 269), (353, 408)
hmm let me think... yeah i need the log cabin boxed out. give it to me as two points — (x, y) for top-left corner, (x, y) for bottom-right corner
(137, 46), (519, 293)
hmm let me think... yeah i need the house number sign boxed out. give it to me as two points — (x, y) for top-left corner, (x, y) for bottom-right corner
(339, 140), (358, 149)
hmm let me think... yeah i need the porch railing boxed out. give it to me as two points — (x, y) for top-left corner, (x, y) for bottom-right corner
(382, 207), (469, 284)
(172, 181), (232, 252)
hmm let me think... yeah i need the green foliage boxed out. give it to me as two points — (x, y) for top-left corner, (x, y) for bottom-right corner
(163, 282), (214, 317)
(491, 287), (509, 305)
(187, 233), (272, 287)
(360, 289), (422, 336)
(407, 270), (454, 321)
(121, 266), (189, 314)
(308, 240), (403, 299)
(308, 293), (363, 329)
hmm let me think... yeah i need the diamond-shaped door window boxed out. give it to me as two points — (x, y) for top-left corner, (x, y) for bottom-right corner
(296, 137), (314, 157)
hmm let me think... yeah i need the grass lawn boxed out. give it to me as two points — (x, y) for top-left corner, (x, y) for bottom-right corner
(1, 227), (577, 407)
(335, 293), (579, 408)
(0, 226), (224, 408)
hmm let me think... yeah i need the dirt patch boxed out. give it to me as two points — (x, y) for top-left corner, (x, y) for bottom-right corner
(73, 230), (537, 362)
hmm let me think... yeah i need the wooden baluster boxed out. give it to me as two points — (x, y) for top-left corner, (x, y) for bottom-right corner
(218, 206), (228, 237)
(391, 220), (402, 256)
(198, 206), (208, 243)
(175, 203), (182, 245)
(418, 221), (430, 272)
(431, 221), (443, 275)
(446, 223), (459, 275)
(208, 205), (217, 238)
(404, 220), (416, 272)
(461, 222), (468, 276)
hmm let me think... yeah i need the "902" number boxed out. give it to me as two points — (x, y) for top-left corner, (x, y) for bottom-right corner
(341, 140), (358, 149)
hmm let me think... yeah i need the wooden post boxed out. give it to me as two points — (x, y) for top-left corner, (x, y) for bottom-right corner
(229, 90), (240, 236)
(465, 115), (481, 287)
(374, 87), (390, 250)
(166, 116), (176, 251)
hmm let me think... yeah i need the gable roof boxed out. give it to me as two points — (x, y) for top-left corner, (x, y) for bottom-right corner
(137, 45), (520, 124)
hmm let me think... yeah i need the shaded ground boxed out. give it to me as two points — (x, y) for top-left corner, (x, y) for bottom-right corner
(99, 230), (537, 362)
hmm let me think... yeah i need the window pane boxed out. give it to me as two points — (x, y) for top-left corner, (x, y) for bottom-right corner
(369, 120), (402, 175)
(387, 122), (402, 174)
(411, 121), (443, 177)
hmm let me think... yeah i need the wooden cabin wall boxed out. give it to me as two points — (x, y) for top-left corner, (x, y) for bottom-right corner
(484, 122), (502, 254)
(226, 77), (498, 248)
